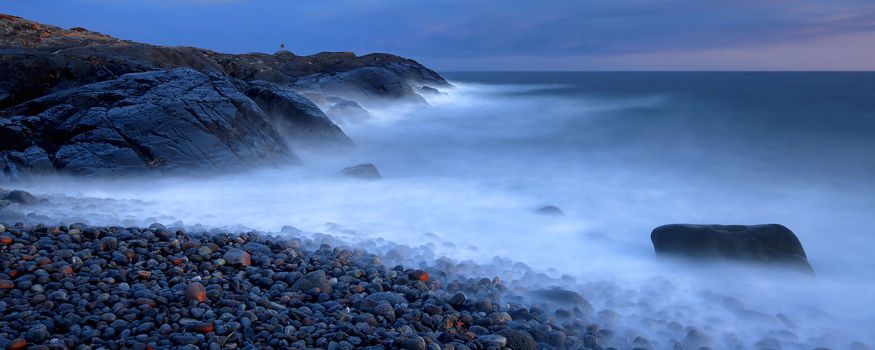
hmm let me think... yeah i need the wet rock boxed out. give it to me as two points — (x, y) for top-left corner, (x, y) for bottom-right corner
(295, 67), (428, 106)
(419, 86), (446, 96)
(401, 336), (427, 350)
(408, 270), (429, 282)
(292, 270), (332, 293)
(339, 163), (381, 180)
(530, 288), (594, 314)
(185, 282), (207, 302)
(223, 248), (251, 267)
(651, 224), (814, 272)
(682, 328), (711, 349)
(244, 80), (351, 147)
(497, 329), (536, 350)
(449, 292), (467, 307)
(1, 68), (303, 177)
(25, 324), (49, 343)
(478, 334), (507, 348)
(535, 205), (564, 216)
(3, 190), (37, 205)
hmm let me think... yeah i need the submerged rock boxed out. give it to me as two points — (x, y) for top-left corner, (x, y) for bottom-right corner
(325, 96), (372, 124)
(418, 85), (448, 97)
(530, 288), (594, 314)
(651, 224), (813, 272)
(535, 205), (565, 216)
(3, 189), (37, 205)
(339, 163), (382, 180)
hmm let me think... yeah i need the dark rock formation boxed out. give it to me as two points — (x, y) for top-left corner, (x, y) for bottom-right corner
(0, 68), (304, 176)
(339, 163), (382, 180)
(315, 96), (373, 124)
(651, 224), (813, 272)
(294, 67), (427, 106)
(419, 85), (447, 96)
(244, 81), (351, 147)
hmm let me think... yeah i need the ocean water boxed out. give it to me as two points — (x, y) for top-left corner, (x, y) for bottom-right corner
(6, 72), (875, 349)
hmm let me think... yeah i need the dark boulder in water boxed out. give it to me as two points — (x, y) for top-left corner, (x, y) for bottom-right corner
(651, 224), (813, 272)
(339, 163), (382, 180)
(529, 288), (593, 314)
(535, 205), (565, 216)
(2, 189), (37, 205)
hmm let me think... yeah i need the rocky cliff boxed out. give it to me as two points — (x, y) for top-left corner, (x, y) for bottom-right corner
(0, 14), (448, 177)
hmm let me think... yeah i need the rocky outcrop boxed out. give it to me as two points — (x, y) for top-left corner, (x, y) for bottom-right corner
(0, 68), (346, 176)
(651, 224), (813, 272)
(0, 14), (450, 176)
(0, 14), (449, 109)
(243, 81), (351, 147)
(0, 13), (129, 49)
(294, 67), (427, 106)
(303, 94), (373, 125)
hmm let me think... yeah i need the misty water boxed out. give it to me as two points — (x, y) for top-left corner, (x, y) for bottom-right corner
(6, 72), (875, 349)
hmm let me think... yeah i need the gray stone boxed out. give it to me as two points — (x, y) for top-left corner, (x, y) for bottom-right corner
(497, 329), (536, 350)
(477, 334), (507, 348)
(291, 270), (332, 293)
(223, 248), (251, 267)
(529, 288), (594, 314)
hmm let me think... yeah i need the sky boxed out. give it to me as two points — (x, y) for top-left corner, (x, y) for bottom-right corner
(3, 0), (875, 71)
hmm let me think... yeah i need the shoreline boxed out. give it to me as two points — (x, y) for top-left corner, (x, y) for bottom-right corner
(0, 222), (602, 350)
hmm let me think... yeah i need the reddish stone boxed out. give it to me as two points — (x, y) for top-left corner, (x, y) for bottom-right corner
(185, 282), (207, 302)
(0, 235), (12, 245)
(59, 265), (74, 275)
(409, 270), (430, 282)
(0, 280), (14, 289)
(7, 338), (26, 350)
(36, 257), (52, 266)
(187, 322), (215, 333)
